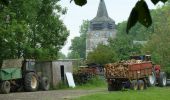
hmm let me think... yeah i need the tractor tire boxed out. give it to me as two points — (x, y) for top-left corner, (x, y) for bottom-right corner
(138, 80), (144, 90)
(24, 72), (39, 92)
(39, 77), (50, 91)
(131, 80), (138, 90)
(108, 80), (122, 91)
(148, 72), (156, 87)
(108, 84), (114, 91)
(158, 72), (167, 87)
(0, 81), (10, 94)
(113, 80), (122, 91)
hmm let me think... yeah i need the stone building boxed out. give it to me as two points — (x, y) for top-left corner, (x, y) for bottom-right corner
(86, 0), (116, 57)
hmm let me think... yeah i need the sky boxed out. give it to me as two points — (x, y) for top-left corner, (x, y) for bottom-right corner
(59, 0), (162, 55)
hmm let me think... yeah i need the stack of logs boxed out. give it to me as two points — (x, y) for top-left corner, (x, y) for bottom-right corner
(73, 68), (95, 85)
(104, 59), (143, 78)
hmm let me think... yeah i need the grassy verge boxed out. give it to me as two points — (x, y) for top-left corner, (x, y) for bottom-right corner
(75, 77), (107, 89)
(73, 87), (170, 100)
(51, 81), (69, 90)
(52, 76), (107, 90)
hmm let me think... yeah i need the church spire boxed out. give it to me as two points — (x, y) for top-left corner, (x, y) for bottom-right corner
(96, 0), (108, 18)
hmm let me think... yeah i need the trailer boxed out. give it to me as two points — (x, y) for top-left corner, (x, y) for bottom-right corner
(104, 59), (167, 91)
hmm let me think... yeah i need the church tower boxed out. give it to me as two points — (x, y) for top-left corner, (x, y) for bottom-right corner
(86, 0), (116, 57)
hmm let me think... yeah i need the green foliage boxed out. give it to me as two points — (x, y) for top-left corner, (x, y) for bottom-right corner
(0, 0), (10, 6)
(67, 51), (81, 59)
(87, 44), (117, 65)
(151, 0), (168, 4)
(116, 3), (170, 72)
(57, 52), (66, 59)
(109, 35), (142, 61)
(0, 0), (69, 61)
(69, 20), (89, 59)
(142, 4), (170, 69)
(127, 0), (152, 33)
(72, 0), (87, 6)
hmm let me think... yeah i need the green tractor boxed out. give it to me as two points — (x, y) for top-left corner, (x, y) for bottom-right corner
(0, 59), (50, 94)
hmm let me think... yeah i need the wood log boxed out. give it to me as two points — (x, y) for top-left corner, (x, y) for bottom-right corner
(104, 60), (143, 78)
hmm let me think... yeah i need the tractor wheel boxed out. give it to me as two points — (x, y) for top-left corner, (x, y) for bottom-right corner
(138, 80), (144, 90)
(0, 81), (10, 94)
(131, 80), (138, 90)
(24, 72), (39, 92)
(39, 77), (50, 91)
(108, 80), (122, 91)
(148, 72), (156, 86)
(158, 72), (167, 87)
(108, 83), (114, 91)
(114, 81), (122, 91)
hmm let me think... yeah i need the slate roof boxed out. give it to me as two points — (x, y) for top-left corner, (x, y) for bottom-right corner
(91, 0), (115, 22)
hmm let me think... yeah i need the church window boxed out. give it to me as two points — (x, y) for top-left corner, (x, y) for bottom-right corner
(93, 23), (103, 30)
(107, 23), (113, 29)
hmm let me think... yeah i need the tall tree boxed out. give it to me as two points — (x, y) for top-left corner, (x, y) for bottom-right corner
(86, 44), (117, 65)
(143, 3), (170, 68)
(69, 20), (89, 59)
(0, 0), (69, 62)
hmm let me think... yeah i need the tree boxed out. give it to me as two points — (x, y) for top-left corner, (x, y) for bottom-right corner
(69, 20), (89, 59)
(86, 44), (117, 65)
(142, 3), (170, 68)
(67, 51), (80, 59)
(57, 52), (66, 59)
(0, 0), (69, 62)
(109, 35), (142, 61)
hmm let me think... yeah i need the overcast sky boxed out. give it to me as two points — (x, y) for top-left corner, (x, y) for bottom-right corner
(59, 0), (162, 55)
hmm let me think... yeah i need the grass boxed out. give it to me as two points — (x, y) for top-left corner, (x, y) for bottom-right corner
(51, 81), (69, 90)
(73, 87), (170, 100)
(52, 76), (107, 90)
(75, 77), (107, 89)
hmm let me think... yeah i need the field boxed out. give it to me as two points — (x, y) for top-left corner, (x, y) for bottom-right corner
(73, 87), (170, 100)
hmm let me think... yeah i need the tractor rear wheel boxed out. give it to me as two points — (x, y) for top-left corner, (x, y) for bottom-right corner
(0, 81), (10, 94)
(39, 77), (50, 91)
(138, 80), (144, 90)
(158, 72), (167, 87)
(24, 72), (39, 92)
(107, 80), (122, 91)
(108, 83), (114, 91)
(131, 80), (138, 90)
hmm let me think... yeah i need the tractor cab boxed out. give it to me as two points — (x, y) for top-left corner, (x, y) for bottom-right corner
(22, 59), (36, 73)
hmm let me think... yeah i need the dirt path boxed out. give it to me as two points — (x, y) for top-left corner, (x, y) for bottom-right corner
(0, 88), (106, 100)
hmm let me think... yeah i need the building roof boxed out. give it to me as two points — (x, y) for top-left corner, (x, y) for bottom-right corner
(91, 0), (114, 22)
(97, 0), (108, 18)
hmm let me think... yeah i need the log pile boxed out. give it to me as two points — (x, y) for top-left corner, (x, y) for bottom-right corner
(104, 60), (143, 78)
(73, 68), (95, 85)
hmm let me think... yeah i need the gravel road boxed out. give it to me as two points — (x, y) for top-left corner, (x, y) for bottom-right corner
(0, 88), (106, 100)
